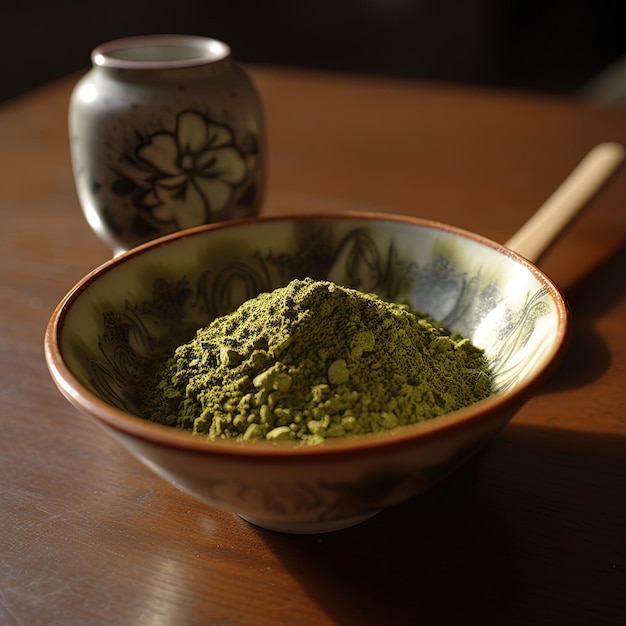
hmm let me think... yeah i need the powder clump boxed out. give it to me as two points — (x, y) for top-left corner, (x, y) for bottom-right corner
(142, 278), (493, 445)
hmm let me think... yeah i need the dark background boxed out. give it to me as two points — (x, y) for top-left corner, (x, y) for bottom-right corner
(1, 0), (625, 103)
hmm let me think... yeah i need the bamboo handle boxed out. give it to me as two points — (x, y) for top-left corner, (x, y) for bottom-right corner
(505, 142), (625, 263)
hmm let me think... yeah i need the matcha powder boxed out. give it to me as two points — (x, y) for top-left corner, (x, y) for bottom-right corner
(142, 278), (493, 445)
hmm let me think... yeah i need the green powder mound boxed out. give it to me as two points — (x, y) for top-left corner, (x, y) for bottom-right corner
(141, 278), (493, 445)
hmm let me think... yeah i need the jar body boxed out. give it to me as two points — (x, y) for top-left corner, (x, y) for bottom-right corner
(69, 36), (265, 254)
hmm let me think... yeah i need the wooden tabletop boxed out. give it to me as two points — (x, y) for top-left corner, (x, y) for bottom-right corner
(1, 65), (625, 626)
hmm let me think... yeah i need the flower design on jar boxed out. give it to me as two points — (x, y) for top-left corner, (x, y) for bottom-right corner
(114, 110), (251, 230)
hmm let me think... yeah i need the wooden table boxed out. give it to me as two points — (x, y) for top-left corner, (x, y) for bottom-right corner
(1, 65), (625, 626)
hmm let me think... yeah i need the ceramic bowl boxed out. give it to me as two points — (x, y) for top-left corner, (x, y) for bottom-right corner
(45, 213), (570, 533)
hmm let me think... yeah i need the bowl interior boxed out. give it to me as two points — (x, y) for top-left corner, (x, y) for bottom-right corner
(56, 214), (567, 427)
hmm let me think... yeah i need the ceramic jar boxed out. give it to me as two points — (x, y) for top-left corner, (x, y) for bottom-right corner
(69, 34), (265, 255)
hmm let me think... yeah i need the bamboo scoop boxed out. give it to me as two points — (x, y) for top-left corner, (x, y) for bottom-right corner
(505, 142), (625, 264)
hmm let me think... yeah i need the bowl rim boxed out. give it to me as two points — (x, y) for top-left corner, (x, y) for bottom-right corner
(44, 211), (572, 460)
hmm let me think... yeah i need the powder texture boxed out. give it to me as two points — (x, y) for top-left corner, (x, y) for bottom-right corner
(142, 278), (493, 445)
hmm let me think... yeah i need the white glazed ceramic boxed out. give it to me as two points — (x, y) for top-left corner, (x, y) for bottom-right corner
(69, 34), (265, 255)
(45, 213), (570, 533)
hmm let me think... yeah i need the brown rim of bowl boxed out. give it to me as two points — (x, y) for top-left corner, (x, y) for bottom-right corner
(44, 211), (572, 461)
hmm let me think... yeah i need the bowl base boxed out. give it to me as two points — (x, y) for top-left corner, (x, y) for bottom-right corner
(239, 510), (380, 534)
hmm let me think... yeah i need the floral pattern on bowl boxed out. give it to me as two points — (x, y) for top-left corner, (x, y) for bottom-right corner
(69, 218), (555, 416)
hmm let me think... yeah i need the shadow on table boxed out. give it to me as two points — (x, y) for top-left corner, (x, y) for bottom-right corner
(539, 239), (625, 393)
(255, 424), (626, 625)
